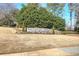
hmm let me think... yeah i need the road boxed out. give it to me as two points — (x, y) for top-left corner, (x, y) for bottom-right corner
(2, 46), (79, 56)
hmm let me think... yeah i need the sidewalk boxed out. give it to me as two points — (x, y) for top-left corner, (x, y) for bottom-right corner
(2, 46), (79, 56)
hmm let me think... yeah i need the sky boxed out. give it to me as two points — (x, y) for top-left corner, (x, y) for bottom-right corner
(15, 3), (76, 29)
(16, 3), (47, 9)
(16, 3), (22, 9)
(64, 4), (75, 27)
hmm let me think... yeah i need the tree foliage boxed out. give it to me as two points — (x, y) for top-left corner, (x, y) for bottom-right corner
(47, 3), (65, 16)
(16, 3), (65, 31)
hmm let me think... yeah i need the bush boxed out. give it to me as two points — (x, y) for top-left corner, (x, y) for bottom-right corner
(61, 31), (77, 34)
(77, 28), (79, 33)
(0, 19), (16, 27)
(74, 27), (79, 33)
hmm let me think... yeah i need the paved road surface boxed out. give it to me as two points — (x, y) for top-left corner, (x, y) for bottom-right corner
(60, 46), (79, 53)
(2, 46), (79, 56)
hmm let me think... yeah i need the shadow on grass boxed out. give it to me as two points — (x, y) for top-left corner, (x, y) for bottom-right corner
(0, 44), (55, 55)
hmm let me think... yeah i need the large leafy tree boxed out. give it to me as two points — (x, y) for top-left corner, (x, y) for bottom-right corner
(16, 3), (65, 32)
(16, 3), (53, 31)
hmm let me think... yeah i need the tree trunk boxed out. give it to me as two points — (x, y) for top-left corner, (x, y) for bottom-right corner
(70, 10), (72, 30)
(22, 21), (25, 32)
(69, 3), (73, 30)
(22, 25), (24, 32)
(52, 26), (55, 34)
(16, 23), (19, 33)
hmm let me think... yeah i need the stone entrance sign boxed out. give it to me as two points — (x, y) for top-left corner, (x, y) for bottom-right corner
(27, 28), (51, 34)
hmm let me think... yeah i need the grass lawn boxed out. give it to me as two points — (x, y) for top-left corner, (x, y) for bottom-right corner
(0, 27), (79, 55)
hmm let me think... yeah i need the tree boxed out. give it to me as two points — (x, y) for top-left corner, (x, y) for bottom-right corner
(47, 3), (65, 16)
(68, 3), (73, 30)
(16, 3), (65, 32)
(71, 4), (79, 32)
(16, 3), (53, 30)
(68, 3), (79, 30)
(0, 3), (19, 27)
(0, 9), (18, 27)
